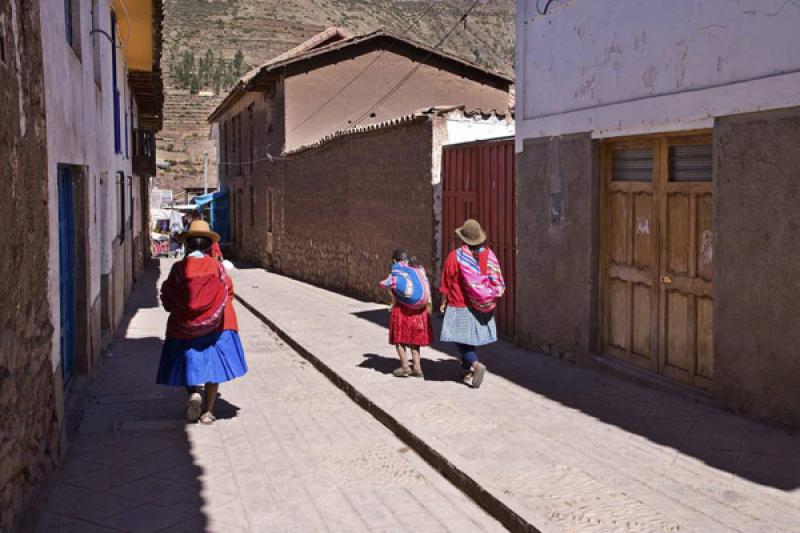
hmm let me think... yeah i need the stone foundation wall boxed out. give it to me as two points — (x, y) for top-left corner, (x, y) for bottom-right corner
(0, 1), (62, 529)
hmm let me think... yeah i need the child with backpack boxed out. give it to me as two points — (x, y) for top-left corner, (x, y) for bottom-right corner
(380, 249), (432, 378)
(440, 219), (505, 389)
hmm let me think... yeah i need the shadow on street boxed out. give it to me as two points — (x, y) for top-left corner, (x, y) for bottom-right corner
(31, 259), (242, 532)
(352, 308), (800, 491)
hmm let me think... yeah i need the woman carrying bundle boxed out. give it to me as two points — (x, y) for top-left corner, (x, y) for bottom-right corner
(440, 219), (505, 389)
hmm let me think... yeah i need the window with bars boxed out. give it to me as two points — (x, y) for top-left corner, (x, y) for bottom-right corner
(0, 17), (6, 65)
(669, 144), (712, 182)
(248, 104), (255, 175)
(249, 186), (255, 227)
(267, 190), (273, 234)
(91, 0), (102, 88)
(612, 148), (653, 182)
(64, 0), (81, 58)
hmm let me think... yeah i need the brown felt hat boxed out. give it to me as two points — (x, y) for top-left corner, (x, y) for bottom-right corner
(181, 220), (220, 244)
(455, 219), (487, 246)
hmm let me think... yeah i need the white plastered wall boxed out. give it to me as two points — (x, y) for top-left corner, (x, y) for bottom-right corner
(515, 0), (800, 150)
(41, 0), (135, 368)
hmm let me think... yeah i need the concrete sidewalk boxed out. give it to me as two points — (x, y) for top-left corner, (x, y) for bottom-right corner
(230, 266), (800, 533)
(30, 260), (504, 533)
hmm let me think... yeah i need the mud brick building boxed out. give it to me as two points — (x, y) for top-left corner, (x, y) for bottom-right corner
(209, 30), (513, 300)
(515, 0), (800, 427)
(0, 1), (164, 529)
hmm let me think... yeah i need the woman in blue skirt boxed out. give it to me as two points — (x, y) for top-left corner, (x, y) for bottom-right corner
(156, 221), (247, 424)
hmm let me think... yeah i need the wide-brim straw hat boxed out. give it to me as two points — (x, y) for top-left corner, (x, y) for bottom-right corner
(181, 220), (220, 244)
(455, 219), (487, 246)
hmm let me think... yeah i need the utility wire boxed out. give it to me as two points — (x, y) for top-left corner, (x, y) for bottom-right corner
(217, 0), (486, 167)
(215, 0), (446, 168)
(349, 0), (483, 128)
(536, 0), (557, 15)
(285, 0), (445, 137)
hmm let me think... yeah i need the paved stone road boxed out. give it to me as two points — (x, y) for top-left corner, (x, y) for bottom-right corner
(229, 266), (800, 533)
(31, 260), (504, 533)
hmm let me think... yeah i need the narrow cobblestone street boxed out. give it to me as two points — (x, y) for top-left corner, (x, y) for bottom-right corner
(31, 260), (504, 533)
(227, 264), (800, 533)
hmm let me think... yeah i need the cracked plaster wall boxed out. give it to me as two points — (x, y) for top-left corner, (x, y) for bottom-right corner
(515, 0), (800, 145)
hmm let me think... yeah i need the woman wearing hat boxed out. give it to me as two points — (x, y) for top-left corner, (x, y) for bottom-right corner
(156, 220), (248, 424)
(439, 219), (505, 388)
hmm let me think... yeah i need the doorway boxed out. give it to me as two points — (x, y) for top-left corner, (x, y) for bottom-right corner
(600, 132), (713, 390)
(57, 165), (77, 383)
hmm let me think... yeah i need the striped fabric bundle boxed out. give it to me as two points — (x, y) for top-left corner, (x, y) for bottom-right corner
(456, 245), (505, 313)
(380, 262), (431, 310)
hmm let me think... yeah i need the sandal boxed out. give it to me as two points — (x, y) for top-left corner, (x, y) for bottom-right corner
(393, 367), (411, 377)
(462, 371), (474, 387)
(186, 392), (202, 422)
(199, 412), (216, 425)
(411, 369), (424, 378)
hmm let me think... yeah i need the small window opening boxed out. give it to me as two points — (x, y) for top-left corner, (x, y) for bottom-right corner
(0, 20), (6, 65)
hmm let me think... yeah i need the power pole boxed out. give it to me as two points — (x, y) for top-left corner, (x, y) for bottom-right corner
(203, 150), (209, 194)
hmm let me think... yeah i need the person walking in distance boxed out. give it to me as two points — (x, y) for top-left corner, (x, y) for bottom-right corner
(156, 220), (248, 424)
(439, 219), (505, 388)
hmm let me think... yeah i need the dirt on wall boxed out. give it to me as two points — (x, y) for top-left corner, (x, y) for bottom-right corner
(233, 117), (437, 302)
(0, 0), (61, 530)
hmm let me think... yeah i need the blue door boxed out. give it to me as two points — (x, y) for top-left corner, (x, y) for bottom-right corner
(58, 166), (76, 383)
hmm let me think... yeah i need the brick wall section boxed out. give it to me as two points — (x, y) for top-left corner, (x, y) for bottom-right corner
(235, 118), (436, 302)
(0, 1), (61, 529)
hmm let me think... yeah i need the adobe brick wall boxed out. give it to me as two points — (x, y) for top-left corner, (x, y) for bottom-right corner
(0, 1), (61, 530)
(714, 106), (800, 428)
(236, 118), (436, 302)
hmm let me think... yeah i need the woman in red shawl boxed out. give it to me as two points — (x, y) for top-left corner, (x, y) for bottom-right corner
(156, 221), (247, 424)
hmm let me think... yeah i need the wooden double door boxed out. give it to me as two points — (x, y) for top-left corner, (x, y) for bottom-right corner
(601, 133), (713, 390)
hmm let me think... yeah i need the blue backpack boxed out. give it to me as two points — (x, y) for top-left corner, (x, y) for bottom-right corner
(389, 263), (430, 310)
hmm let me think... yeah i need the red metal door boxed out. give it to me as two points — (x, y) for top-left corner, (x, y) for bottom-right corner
(442, 138), (516, 338)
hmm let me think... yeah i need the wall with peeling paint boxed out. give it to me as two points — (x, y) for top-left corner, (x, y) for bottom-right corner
(515, 0), (800, 147)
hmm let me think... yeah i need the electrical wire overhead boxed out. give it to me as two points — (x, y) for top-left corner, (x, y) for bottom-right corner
(349, 0), (484, 128)
(286, 0), (445, 137)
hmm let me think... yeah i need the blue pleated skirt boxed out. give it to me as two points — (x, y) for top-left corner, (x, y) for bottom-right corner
(156, 330), (248, 387)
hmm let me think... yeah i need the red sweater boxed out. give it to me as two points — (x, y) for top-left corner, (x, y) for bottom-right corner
(161, 255), (238, 339)
(440, 247), (492, 308)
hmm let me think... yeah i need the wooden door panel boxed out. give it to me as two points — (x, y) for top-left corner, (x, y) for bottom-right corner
(697, 296), (714, 379)
(667, 193), (691, 275)
(633, 193), (655, 269)
(609, 192), (629, 265)
(603, 133), (713, 389)
(632, 283), (653, 358)
(665, 290), (692, 371)
(608, 279), (630, 353)
(697, 194), (713, 281)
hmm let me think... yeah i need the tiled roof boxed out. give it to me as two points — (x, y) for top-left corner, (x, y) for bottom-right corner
(285, 105), (512, 155)
(208, 29), (513, 122)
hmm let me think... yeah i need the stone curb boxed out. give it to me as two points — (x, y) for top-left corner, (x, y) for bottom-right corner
(234, 293), (541, 533)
